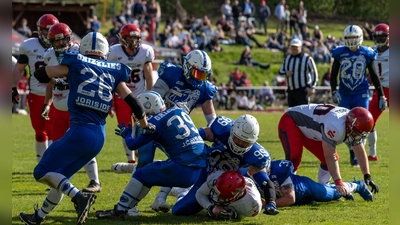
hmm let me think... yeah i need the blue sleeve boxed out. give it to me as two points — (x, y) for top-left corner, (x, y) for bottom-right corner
(205, 82), (218, 100)
(125, 135), (154, 150)
(120, 63), (132, 83)
(330, 47), (341, 60)
(198, 128), (206, 140)
(365, 46), (377, 64)
(253, 171), (271, 187)
(58, 51), (79, 66)
(209, 116), (233, 136)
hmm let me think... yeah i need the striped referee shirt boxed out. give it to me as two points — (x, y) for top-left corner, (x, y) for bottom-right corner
(278, 52), (318, 91)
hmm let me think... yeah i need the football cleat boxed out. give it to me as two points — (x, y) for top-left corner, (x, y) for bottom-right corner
(354, 180), (373, 201)
(368, 155), (379, 161)
(169, 187), (190, 201)
(349, 150), (359, 167)
(71, 192), (97, 225)
(96, 204), (127, 220)
(82, 180), (102, 193)
(19, 204), (44, 225)
(111, 162), (136, 174)
(343, 193), (354, 201)
(263, 203), (279, 215)
(127, 206), (140, 217)
(151, 197), (170, 213)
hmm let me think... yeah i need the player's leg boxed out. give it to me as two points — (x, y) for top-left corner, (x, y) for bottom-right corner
(44, 104), (56, 146)
(27, 93), (49, 162)
(278, 113), (305, 172)
(302, 176), (356, 202)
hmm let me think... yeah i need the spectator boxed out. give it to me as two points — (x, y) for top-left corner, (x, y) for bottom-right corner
(147, 0), (161, 34)
(226, 81), (237, 110)
(199, 15), (212, 37)
(278, 38), (318, 107)
(131, 0), (146, 23)
(116, 10), (128, 26)
(272, 74), (287, 99)
(159, 25), (171, 47)
(140, 23), (149, 42)
(235, 21), (252, 47)
(238, 72), (254, 97)
(166, 27), (181, 48)
(258, 81), (276, 106)
(216, 82), (228, 110)
(236, 91), (249, 110)
(183, 15), (196, 31)
(297, 1), (307, 37)
(239, 45), (270, 70)
(292, 27), (303, 41)
(301, 26), (313, 50)
(266, 32), (283, 52)
(16, 18), (32, 37)
(312, 40), (331, 64)
(277, 30), (289, 50)
(324, 34), (337, 50)
(274, 0), (286, 33)
(208, 36), (223, 53)
(245, 20), (263, 48)
(88, 15), (101, 32)
(231, 0), (242, 29)
(247, 94), (258, 110)
(229, 67), (243, 86)
(257, 0), (270, 35)
(362, 22), (374, 40)
(284, 5), (290, 32)
(213, 23), (226, 40)
(106, 21), (122, 45)
(123, 0), (133, 22)
(221, 0), (232, 20)
(241, 0), (256, 21)
(312, 25), (324, 42)
(289, 9), (298, 36)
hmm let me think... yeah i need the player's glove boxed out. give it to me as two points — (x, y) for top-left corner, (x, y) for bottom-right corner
(54, 78), (69, 91)
(378, 97), (387, 111)
(139, 123), (156, 135)
(41, 104), (51, 120)
(332, 91), (341, 104)
(206, 205), (238, 220)
(12, 87), (20, 104)
(263, 202), (279, 215)
(364, 174), (379, 194)
(115, 122), (132, 138)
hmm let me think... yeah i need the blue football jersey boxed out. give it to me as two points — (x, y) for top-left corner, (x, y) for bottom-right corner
(58, 51), (131, 125)
(157, 62), (217, 112)
(331, 46), (376, 95)
(126, 105), (206, 168)
(206, 116), (271, 174)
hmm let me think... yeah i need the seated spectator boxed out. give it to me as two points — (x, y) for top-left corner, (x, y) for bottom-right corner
(235, 21), (252, 47)
(247, 94), (257, 110)
(236, 91), (249, 110)
(277, 30), (289, 47)
(336, 36), (345, 46)
(166, 27), (181, 48)
(302, 26), (313, 49)
(321, 67), (331, 87)
(362, 22), (373, 40)
(140, 23), (149, 41)
(197, 32), (211, 51)
(229, 67), (243, 86)
(312, 25), (323, 42)
(209, 36), (223, 52)
(292, 27), (303, 41)
(324, 34), (337, 50)
(16, 18), (32, 37)
(216, 82), (228, 110)
(213, 23), (226, 40)
(184, 15), (196, 31)
(199, 15), (212, 36)
(272, 74), (287, 99)
(159, 25), (171, 47)
(237, 72), (254, 97)
(226, 81), (237, 110)
(106, 21), (122, 45)
(312, 40), (331, 64)
(245, 20), (263, 48)
(239, 46), (270, 69)
(258, 81), (276, 106)
(266, 32), (283, 52)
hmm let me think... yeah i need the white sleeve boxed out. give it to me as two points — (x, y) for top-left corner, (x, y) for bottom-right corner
(195, 182), (213, 209)
(151, 78), (169, 98)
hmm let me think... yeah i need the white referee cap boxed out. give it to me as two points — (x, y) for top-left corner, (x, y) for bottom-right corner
(290, 38), (302, 47)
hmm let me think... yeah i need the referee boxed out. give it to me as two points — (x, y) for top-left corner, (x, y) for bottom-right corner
(278, 38), (318, 107)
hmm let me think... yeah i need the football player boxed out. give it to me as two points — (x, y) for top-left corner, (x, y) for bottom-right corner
(329, 25), (387, 166)
(196, 170), (263, 220)
(367, 23), (389, 161)
(95, 91), (206, 220)
(12, 14), (59, 162)
(107, 23), (155, 164)
(41, 23), (102, 193)
(278, 104), (380, 196)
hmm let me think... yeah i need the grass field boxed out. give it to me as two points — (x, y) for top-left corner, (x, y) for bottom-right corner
(12, 109), (389, 225)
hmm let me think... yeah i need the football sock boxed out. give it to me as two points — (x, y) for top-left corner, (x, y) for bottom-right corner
(368, 130), (377, 157)
(344, 182), (358, 193)
(123, 138), (135, 162)
(83, 158), (100, 184)
(317, 166), (331, 184)
(38, 172), (79, 198)
(37, 188), (64, 218)
(117, 178), (146, 211)
(156, 187), (172, 200)
(47, 140), (53, 147)
(35, 141), (47, 162)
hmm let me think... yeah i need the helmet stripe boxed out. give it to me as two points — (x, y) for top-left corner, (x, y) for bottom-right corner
(200, 50), (207, 68)
(91, 32), (97, 50)
(350, 25), (353, 32)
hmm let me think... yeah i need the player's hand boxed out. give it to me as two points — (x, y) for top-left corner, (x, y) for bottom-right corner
(335, 183), (349, 196)
(364, 174), (379, 193)
(207, 204), (237, 220)
(378, 97), (387, 111)
(332, 91), (341, 104)
(139, 123), (156, 135)
(41, 104), (51, 120)
(108, 108), (116, 118)
(12, 87), (19, 104)
(263, 202), (279, 215)
(115, 122), (132, 138)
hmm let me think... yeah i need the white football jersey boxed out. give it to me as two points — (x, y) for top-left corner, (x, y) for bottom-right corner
(19, 38), (49, 95)
(286, 104), (348, 147)
(196, 170), (262, 218)
(373, 47), (389, 87)
(43, 44), (80, 111)
(108, 43), (155, 96)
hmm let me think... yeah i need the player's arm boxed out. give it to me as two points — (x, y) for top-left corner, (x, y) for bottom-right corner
(201, 100), (216, 126)
(330, 58), (340, 93)
(195, 182), (213, 209)
(198, 127), (215, 142)
(115, 82), (150, 129)
(44, 83), (54, 106)
(12, 62), (27, 87)
(124, 134), (153, 150)
(275, 183), (295, 207)
(352, 143), (370, 177)
(251, 167), (278, 215)
(34, 65), (69, 81)
(143, 61), (154, 90)
(367, 61), (385, 98)
(151, 78), (169, 98)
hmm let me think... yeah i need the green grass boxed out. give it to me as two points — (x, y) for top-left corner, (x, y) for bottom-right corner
(12, 110), (389, 225)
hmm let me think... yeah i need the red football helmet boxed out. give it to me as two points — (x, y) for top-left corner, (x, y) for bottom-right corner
(210, 171), (246, 205)
(117, 24), (141, 52)
(373, 23), (389, 47)
(48, 23), (73, 53)
(346, 107), (374, 145)
(37, 14), (59, 45)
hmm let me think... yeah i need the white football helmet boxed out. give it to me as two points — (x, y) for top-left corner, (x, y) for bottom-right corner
(343, 25), (363, 50)
(137, 91), (166, 115)
(228, 114), (260, 155)
(79, 32), (109, 58)
(182, 50), (212, 88)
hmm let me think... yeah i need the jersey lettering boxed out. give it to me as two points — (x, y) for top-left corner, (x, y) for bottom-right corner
(313, 104), (335, 116)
